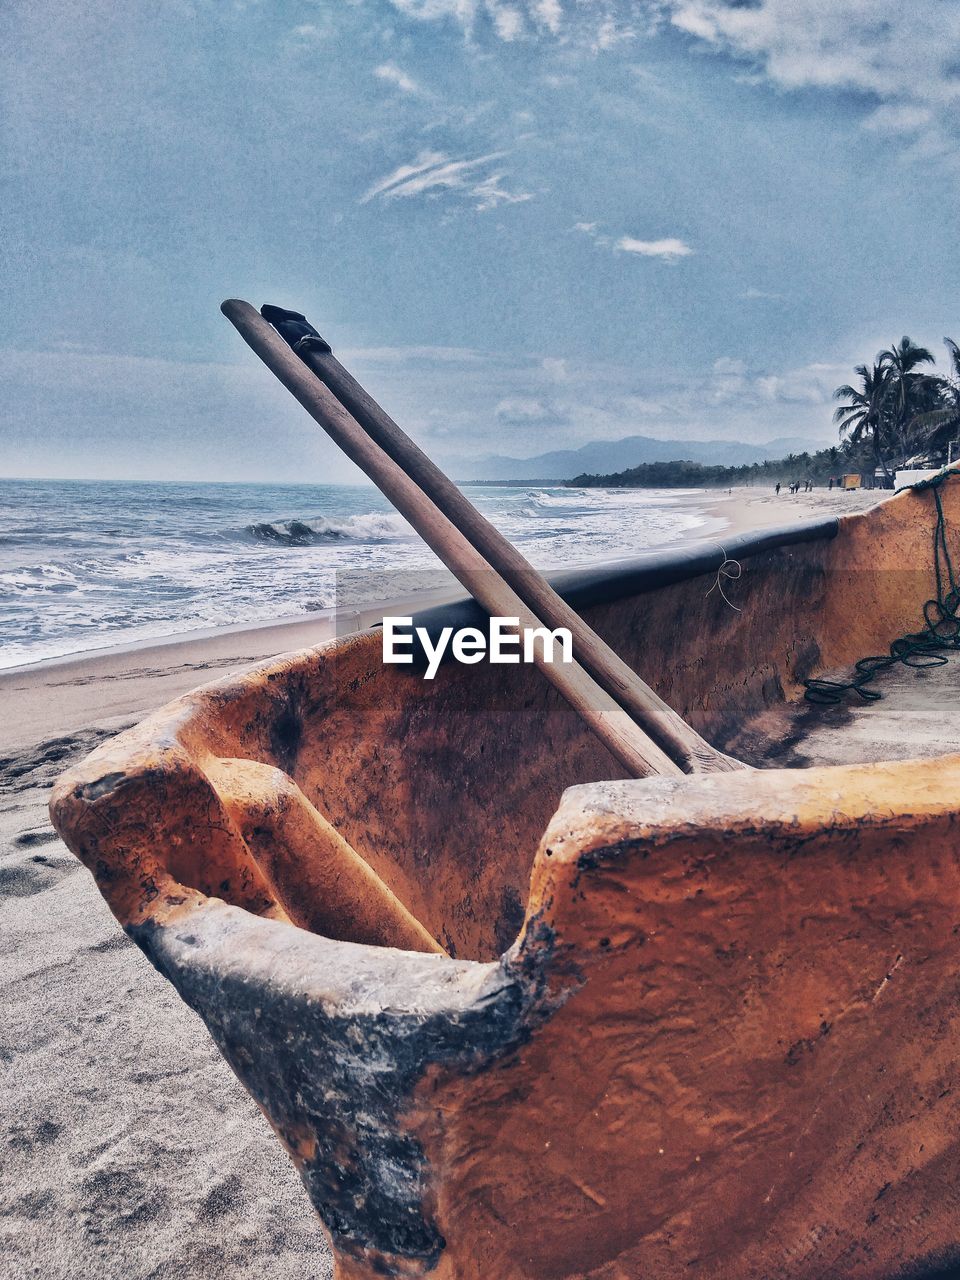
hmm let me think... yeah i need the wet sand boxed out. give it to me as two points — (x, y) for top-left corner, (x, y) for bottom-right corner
(0, 484), (886, 1279)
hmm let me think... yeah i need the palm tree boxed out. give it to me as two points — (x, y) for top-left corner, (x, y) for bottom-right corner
(878, 336), (936, 459)
(833, 361), (894, 481)
(907, 337), (960, 458)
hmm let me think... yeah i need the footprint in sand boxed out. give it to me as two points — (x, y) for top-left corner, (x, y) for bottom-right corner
(0, 725), (127, 796)
(197, 1172), (246, 1221)
(78, 1164), (172, 1241)
(7, 1119), (64, 1153)
(13, 827), (59, 848)
(0, 857), (78, 898)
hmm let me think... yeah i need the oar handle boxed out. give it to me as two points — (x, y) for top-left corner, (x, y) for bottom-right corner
(259, 303), (742, 775)
(222, 299), (681, 780)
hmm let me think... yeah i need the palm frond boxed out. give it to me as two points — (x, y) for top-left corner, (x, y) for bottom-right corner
(907, 407), (960, 432)
(833, 384), (862, 403)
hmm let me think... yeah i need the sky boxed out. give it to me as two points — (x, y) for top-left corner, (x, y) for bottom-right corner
(2, 0), (959, 483)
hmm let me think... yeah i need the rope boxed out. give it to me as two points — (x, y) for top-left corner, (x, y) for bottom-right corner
(803, 469), (960, 704)
(705, 548), (742, 612)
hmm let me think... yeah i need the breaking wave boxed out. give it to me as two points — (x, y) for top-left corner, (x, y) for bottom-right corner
(244, 512), (411, 546)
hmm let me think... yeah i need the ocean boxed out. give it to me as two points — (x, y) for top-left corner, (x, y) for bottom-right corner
(0, 478), (717, 671)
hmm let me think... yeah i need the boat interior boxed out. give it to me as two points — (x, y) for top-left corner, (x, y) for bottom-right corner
(51, 480), (960, 965)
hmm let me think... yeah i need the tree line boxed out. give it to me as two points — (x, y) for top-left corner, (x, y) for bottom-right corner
(568, 335), (960, 490)
(567, 451), (846, 490)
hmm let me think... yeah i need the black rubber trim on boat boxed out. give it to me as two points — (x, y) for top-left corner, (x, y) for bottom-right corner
(403, 517), (840, 649)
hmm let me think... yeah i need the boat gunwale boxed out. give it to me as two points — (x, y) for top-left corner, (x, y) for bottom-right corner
(404, 513), (842, 647)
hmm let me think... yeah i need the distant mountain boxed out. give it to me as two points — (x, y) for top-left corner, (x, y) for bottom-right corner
(444, 433), (830, 483)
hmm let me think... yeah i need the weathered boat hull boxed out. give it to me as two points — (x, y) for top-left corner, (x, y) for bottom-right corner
(50, 480), (960, 1278)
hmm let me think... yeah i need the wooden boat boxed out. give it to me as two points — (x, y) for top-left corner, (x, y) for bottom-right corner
(50, 474), (960, 1280)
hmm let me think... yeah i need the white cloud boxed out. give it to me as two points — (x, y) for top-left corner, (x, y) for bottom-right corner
(863, 104), (934, 135)
(348, 343), (843, 462)
(361, 149), (532, 210)
(431, 347), (841, 460)
(386, 0), (478, 18)
(757, 367), (846, 405)
(574, 222), (694, 262)
(706, 354), (848, 409)
(616, 235), (693, 261)
(492, 6), (524, 40)
(592, 16), (636, 53)
(664, 2), (953, 97)
(709, 355), (748, 403)
(383, 0), (583, 42)
(495, 395), (558, 422)
(541, 356), (568, 382)
(384, 1), (960, 151)
(662, 1), (960, 148)
(385, 0), (529, 39)
(373, 62), (424, 95)
(470, 170), (534, 210)
(741, 286), (783, 300)
(533, 0), (562, 35)
(283, 21), (329, 51)
(361, 150), (449, 201)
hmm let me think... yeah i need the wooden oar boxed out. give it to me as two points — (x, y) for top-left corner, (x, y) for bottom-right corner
(258, 304), (742, 775)
(222, 299), (681, 780)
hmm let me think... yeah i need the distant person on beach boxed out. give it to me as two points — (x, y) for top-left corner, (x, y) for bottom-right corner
(775, 482), (781, 495)
(829, 476), (834, 490)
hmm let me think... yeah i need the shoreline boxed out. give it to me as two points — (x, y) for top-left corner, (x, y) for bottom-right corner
(0, 484), (883, 756)
(0, 586), (461, 757)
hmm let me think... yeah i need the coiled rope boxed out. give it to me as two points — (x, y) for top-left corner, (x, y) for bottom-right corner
(803, 470), (960, 705)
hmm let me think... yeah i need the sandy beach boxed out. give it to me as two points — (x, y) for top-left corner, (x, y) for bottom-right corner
(0, 483), (883, 1279)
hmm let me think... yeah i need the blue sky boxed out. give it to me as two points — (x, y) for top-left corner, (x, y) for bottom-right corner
(2, 0), (959, 482)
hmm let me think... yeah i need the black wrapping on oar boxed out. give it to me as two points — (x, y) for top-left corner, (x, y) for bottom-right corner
(261, 304), (332, 354)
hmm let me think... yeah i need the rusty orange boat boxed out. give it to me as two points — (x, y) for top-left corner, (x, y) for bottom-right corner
(50, 471), (960, 1280)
